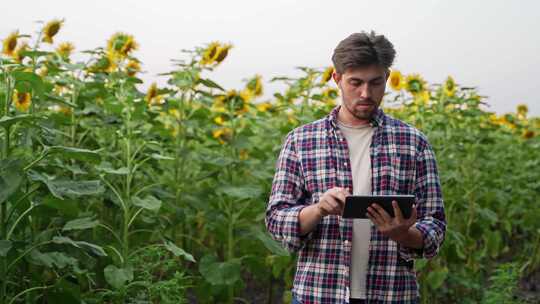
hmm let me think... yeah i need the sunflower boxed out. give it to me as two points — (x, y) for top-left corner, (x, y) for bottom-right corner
(322, 87), (339, 101)
(2, 31), (18, 56)
(214, 44), (232, 63)
(405, 74), (426, 96)
(13, 42), (29, 63)
(214, 115), (225, 125)
(444, 76), (456, 97)
(522, 130), (535, 139)
(126, 60), (141, 76)
(42, 19), (63, 44)
(212, 127), (232, 144)
(200, 42), (232, 66)
(388, 70), (404, 91)
(145, 82), (164, 105)
(13, 90), (31, 112)
(245, 75), (263, 97)
(256, 102), (273, 112)
(239, 149), (249, 160)
(56, 42), (75, 58)
(107, 32), (138, 58)
(200, 42), (220, 65)
(321, 67), (334, 84)
(517, 104), (528, 117)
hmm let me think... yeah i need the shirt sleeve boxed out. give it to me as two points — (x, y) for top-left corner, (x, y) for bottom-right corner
(399, 141), (446, 260)
(265, 131), (314, 253)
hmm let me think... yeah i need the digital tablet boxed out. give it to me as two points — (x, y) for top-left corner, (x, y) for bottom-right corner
(342, 195), (415, 219)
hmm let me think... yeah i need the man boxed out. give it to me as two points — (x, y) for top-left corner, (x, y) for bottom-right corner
(265, 32), (446, 304)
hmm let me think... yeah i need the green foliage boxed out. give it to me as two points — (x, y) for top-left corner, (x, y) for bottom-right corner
(0, 20), (538, 304)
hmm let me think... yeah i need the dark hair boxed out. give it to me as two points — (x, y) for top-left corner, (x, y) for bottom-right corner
(331, 31), (396, 73)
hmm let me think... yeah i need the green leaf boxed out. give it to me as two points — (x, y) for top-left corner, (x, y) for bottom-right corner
(198, 78), (224, 91)
(47, 146), (101, 163)
(0, 240), (12, 257)
(12, 71), (45, 97)
(29, 172), (104, 199)
(426, 267), (448, 289)
(164, 241), (196, 262)
(63, 217), (99, 231)
(251, 228), (289, 256)
(199, 255), (241, 286)
(52, 236), (107, 257)
(28, 250), (78, 269)
(0, 159), (24, 204)
(132, 195), (162, 212)
(0, 115), (36, 129)
(104, 265), (134, 289)
(218, 185), (262, 200)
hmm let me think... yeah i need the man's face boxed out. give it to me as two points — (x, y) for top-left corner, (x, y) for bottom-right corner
(333, 64), (389, 122)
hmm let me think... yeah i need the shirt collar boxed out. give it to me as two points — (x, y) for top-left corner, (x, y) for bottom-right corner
(328, 105), (385, 129)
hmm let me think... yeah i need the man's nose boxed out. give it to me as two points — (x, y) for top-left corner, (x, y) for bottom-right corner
(358, 84), (372, 99)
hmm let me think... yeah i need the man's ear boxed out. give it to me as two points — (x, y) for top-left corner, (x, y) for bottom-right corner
(333, 71), (342, 85)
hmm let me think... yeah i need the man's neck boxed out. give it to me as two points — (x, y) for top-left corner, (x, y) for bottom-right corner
(337, 106), (370, 127)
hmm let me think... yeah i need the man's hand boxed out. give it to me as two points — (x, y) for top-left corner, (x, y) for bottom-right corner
(316, 187), (350, 217)
(367, 201), (422, 247)
(298, 187), (350, 236)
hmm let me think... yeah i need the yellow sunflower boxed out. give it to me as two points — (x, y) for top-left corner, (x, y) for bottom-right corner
(13, 90), (32, 112)
(200, 42), (220, 65)
(56, 42), (75, 58)
(13, 42), (29, 63)
(42, 19), (63, 44)
(145, 82), (164, 105)
(444, 76), (456, 97)
(126, 60), (141, 76)
(2, 31), (19, 56)
(522, 129), (535, 139)
(517, 104), (528, 117)
(405, 74), (426, 96)
(320, 67), (334, 84)
(256, 102), (273, 112)
(214, 43), (232, 63)
(388, 70), (404, 91)
(107, 32), (138, 58)
(212, 127), (232, 144)
(245, 75), (263, 97)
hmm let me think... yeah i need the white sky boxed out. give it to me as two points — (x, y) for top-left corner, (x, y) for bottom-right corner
(3, 0), (539, 115)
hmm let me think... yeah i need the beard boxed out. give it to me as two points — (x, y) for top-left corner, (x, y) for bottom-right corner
(343, 98), (378, 120)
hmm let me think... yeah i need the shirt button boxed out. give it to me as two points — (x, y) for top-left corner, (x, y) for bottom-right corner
(343, 162), (348, 167)
(344, 240), (349, 245)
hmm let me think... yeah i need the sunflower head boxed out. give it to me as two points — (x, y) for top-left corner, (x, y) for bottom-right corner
(388, 70), (404, 91)
(522, 129), (535, 139)
(2, 31), (19, 56)
(200, 42), (232, 66)
(517, 104), (528, 117)
(42, 19), (63, 44)
(320, 67), (334, 84)
(107, 33), (138, 58)
(212, 127), (233, 144)
(256, 102), (273, 113)
(126, 60), (141, 76)
(13, 90), (32, 112)
(13, 42), (29, 63)
(245, 75), (263, 97)
(444, 76), (456, 97)
(56, 42), (75, 59)
(145, 82), (164, 106)
(405, 74), (426, 95)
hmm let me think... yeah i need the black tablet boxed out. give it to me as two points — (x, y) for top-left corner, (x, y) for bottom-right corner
(342, 195), (415, 219)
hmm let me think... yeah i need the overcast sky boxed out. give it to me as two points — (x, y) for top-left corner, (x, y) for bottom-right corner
(3, 0), (539, 115)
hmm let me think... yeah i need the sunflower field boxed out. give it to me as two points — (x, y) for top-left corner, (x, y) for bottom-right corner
(1, 21), (539, 304)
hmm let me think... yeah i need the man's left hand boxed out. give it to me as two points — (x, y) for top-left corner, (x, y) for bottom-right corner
(366, 201), (417, 243)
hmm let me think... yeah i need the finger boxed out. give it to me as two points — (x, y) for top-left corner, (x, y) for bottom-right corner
(408, 204), (418, 221)
(392, 200), (404, 221)
(366, 211), (380, 226)
(326, 196), (341, 215)
(367, 206), (384, 224)
(372, 203), (392, 222)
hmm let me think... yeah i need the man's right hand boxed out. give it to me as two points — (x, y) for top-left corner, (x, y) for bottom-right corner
(316, 187), (350, 217)
(299, 187), (350, 235)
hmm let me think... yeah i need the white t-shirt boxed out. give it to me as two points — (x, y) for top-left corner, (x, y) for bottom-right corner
(337, 120), (374, 299)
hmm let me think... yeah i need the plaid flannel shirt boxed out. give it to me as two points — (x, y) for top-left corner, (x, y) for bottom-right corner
(265, 106), (446, 303)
